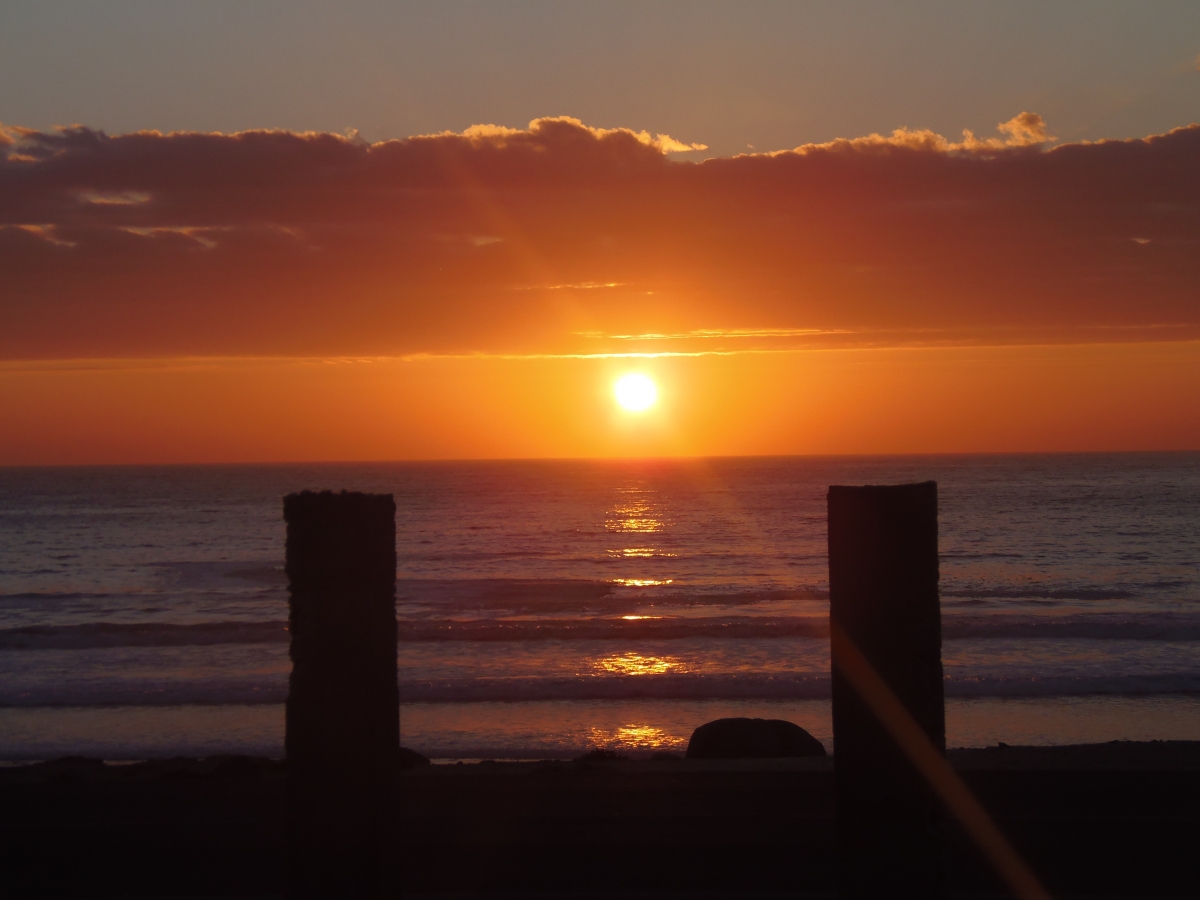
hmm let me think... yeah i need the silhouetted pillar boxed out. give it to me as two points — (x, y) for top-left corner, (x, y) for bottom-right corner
(285, 490), (397, 899)
(828, 482), (944, 899)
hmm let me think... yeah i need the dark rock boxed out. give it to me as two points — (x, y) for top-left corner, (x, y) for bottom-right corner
(685, 718), (826, 759)
(399, 747), (431, 770)
(770, 719), (827, 757)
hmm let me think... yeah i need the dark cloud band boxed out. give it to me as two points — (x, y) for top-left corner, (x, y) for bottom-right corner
(2, 116), (1197, 359)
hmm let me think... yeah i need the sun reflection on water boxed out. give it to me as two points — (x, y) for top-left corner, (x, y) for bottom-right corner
(586, 724), (682, 751)
(605, 491), (667, 534)
(607, 515), (664, 533)
(596, 652), (687, 675)
(612, 578), (673, 587)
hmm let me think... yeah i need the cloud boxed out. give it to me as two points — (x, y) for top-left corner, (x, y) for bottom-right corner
(599, 327), (844, 341)
(996, 111), (1051, 145)
(7, 223), (76, 247)
(650, 133), (709, 153)
(790, 112), (1053, 156)
(1, 114), (1198, 359)
(80, 190), (152, 206)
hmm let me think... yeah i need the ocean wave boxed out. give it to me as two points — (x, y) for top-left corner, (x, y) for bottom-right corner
(0, 621), (289, 650)
(400, 674), (831, 702)
(7, 611), (1200, 650)
(944, 674), (1200, 698)
(942, 588), (1134, 601)
(398, 672), (1200, 703)
(400, 614), (1200, 642)
(398, 578), (829, 614)
(3, 671), (1198, 708)
(942, 616), (1200, 641)
(400, 616), (831, 642)
(0, 592), (122, 602)
(0, 682), (289, 708)
(0, 586), (285, 604)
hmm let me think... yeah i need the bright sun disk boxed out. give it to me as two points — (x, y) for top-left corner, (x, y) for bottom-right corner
(614, 373), (657, 411)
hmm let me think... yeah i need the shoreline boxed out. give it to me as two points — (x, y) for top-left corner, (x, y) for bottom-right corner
(6, 694), (1200, 762)
(2, 738), (1199, 774)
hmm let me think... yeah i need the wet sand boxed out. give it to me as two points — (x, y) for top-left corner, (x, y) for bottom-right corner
(1, 742), (1198, 898)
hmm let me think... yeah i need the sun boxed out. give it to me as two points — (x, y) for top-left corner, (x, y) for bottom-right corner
(614, 373), (657, 412)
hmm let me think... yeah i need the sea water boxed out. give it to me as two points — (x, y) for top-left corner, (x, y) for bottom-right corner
(1, 455), (1198, 760)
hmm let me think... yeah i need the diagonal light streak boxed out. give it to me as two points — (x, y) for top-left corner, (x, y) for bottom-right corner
(831, 620), (1052, 900)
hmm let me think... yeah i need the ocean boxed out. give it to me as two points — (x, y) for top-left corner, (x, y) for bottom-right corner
(1, 454), (1198, 761)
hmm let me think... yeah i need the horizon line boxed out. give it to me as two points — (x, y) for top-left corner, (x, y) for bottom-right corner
(3, 448), (1199, 470)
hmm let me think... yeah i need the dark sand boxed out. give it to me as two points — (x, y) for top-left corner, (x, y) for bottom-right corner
(2, 742), (1198, 898)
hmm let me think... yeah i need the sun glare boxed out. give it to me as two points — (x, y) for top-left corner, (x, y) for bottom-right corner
(614, 373), (657, 412)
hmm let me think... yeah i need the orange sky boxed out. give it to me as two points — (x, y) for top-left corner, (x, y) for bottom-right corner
(2, 115), (1198, 463)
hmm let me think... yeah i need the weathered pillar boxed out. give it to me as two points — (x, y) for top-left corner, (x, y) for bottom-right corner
(284, 490), (398, 899)
(827, 481), (943, 898)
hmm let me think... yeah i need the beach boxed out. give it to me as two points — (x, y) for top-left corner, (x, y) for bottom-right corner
(2, 457), (1198, 897)
(2, 741), (1198, 898)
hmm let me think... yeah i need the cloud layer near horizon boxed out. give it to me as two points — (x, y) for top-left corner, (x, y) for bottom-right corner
(2, 114), (1198, 360)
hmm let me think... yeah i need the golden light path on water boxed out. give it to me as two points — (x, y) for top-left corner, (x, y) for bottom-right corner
(587, 725), (674, 750)
(607, 516), (663, 533)
(605, 487), (675, 588)
(606, 488), (666, 535)
(588, 476), (753, 755)
(595, 652), (689, 676)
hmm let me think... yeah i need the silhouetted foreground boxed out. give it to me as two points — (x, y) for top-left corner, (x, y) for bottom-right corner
(828, 482), (944, 897)
(2, 743), (1198, 899)
(285, 491), (398, 898)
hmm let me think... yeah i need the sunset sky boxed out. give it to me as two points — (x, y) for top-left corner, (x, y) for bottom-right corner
(2, 1), (1199, 464)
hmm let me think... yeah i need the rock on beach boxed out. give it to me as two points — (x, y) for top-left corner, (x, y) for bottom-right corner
(685, 717), (826, 759)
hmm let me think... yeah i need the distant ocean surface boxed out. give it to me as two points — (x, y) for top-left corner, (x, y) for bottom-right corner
(2, 455), (1199, 761)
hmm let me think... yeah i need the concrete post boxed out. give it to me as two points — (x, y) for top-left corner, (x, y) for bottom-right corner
(284, 490), (397, 899)
(827, 481), (943, 898)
